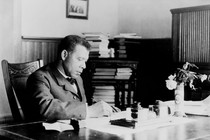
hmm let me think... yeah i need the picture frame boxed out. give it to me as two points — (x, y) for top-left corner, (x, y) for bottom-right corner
(66, 0), (89, 19)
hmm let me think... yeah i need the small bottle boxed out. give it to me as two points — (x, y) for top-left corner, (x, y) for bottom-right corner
(126, 107), (132, 120)
(131, 102), (141, 120)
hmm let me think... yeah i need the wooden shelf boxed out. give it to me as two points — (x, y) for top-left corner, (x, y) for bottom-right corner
(87, 58), (138, 110)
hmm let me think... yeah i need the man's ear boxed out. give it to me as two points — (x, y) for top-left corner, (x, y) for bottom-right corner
(61, 50), (68, 60)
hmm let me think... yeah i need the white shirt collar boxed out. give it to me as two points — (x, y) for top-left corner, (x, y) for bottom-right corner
(57, 68), (70, 79)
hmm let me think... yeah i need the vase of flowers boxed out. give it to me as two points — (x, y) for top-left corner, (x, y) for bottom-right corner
(174, 82), (185, 117)
(166, 62), (207, 117)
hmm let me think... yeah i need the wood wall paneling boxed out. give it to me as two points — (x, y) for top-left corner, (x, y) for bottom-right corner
(171, 5), (210, 63)
(21, 37), (61, 65)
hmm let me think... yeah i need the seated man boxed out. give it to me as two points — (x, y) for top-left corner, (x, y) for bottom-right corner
(26, 35), (119, 122)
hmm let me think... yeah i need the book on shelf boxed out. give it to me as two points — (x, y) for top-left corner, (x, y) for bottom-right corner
(93, 75), (115, 79)
(95, 68), (116, 72)
(117, 50), (126, 54)
(99, 54), (110, 58)
(119, 45), (126, 50)
(89, 55), (100, 58)
(89, 52), (100, 58)
(114, 33), (142, 39)
(93, 85), (115, 104)
(86, 38), (102, 42)
(94, 71), (116, 76)
(94, 88), (115, 95)
(94, 92), (115, 97)
(118, 54), (127, 58)
(94, 94), (115, 98)
(90, 47), (100, 52)
(94, 90), (115, 95)
(99, 50), (110, 54)
(82, 32), (107, 36)
(115, 75), (131, 79)
(116, 72), (132, 76)
(90, 49), (100, 53)
(94, 98), (114, 103)
(117, 68), (132, 73)
(83, 32), (109, 40)
(94, 85), (115, 90)
(94, 86), (115, 92)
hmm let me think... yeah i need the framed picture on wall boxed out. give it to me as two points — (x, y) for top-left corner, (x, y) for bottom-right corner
(66, 0), (89, 19)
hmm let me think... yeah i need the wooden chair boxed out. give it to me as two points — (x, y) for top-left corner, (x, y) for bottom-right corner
(1, 59), (43, 122)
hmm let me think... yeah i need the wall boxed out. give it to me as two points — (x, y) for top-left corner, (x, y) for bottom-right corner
(0, 0), (120, 122)
(1, 0), (210, 121)
(0, 0), (21, 121)
(118, 0), (210, 38)
(21, 0), (119, 38)
(21, 0), (210, 39)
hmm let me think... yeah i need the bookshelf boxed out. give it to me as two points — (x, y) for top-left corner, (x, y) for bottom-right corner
(87, 58), (138, 110)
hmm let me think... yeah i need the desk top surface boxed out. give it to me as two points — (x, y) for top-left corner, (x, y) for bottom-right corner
(1, 115), (210, 140)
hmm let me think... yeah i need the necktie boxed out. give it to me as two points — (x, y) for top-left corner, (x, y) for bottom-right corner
(67, 77), (78, 94)
(67, 77), (76, 84)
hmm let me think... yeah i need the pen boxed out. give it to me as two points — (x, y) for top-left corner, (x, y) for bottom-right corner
(111, 105), (119, 113)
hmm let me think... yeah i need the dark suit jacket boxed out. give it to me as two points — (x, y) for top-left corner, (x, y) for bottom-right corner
(26, 61), (87, 122)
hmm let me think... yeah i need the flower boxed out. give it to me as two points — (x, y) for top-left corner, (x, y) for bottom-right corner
(166, 62), (207, 90)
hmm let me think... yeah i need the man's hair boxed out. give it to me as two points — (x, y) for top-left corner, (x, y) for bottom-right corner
(57, 35), (91, 59)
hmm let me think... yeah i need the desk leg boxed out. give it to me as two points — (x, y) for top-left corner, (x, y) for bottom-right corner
(120, 84), (125, 110)
(127, 90), (131, 107)
(115, 86), (120, 108)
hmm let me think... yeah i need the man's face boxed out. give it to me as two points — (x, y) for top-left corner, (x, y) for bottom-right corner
(63, 44), (89, 78)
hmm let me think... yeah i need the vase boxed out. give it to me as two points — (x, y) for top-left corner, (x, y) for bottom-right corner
(173, 82), (187, 117)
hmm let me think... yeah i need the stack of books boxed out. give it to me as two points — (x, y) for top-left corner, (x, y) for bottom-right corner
(115, 68), (132, 79)
(113, 38), (127, 58)
(114, 33), (142, 39)
(113, 33), (142, 58)
(82, 32), (110, 58)
(93, 85), (115, 106)
(92, 68), (116, 79)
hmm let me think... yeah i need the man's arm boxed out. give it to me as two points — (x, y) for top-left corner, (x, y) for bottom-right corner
(27, 71), (87, 122)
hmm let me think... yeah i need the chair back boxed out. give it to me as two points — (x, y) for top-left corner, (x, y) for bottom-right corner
(1, 59), (43, 122)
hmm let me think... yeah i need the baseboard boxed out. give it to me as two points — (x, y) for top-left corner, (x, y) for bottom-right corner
(0, 114), (13, 124)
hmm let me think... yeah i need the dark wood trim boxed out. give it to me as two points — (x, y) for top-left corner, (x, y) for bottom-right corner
(0, 115), (13, 125)
(21, 36), (62, 41)
(171, 4), (210, 14)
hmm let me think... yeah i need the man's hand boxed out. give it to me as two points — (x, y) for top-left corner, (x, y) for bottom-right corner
(87, 100), (120, 118)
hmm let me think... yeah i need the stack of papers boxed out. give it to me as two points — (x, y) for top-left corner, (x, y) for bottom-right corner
(162, 100), (210, 116)
(114, 33), (142, 39)
(43, 99), (210, 135)
(42, 111), (195, 135)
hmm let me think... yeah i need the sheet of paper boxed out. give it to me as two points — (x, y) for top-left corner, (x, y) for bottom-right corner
(163, 100), (210, 116)
(42, 119), (86, 132)
(43, 121), (74, 132)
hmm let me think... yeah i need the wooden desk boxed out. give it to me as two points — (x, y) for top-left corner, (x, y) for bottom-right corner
(87, 58), (138, 109)
(1, 115), (210, 140)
